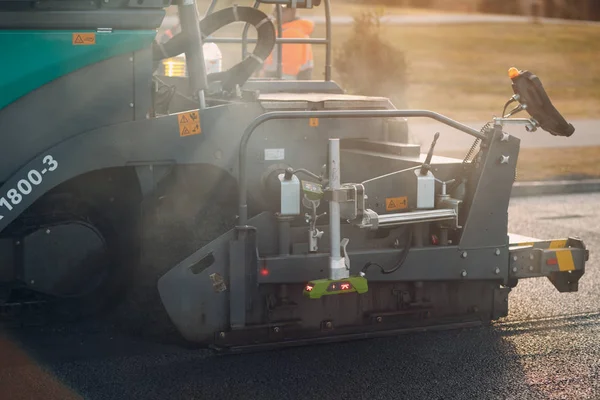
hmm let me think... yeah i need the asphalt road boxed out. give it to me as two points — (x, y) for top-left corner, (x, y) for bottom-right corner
(1, 193), (599, 400)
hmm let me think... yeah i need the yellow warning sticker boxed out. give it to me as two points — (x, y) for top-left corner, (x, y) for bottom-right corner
(386, 196), (408, 211)
(309, 118), (319, 127)
(178, 111), (201, 137)
(72, 33), (96, 46)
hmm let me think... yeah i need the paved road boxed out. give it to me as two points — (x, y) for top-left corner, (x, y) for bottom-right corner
(1, 192), (599, 399)
(408, 119), (600, 151)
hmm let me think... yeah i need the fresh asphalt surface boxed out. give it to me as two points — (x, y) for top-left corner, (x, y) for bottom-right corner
(1, 192), (599, 400)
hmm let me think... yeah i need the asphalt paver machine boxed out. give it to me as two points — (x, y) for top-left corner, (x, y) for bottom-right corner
(0, 0), (589, 350)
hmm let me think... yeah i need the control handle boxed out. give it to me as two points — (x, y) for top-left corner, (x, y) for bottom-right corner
(421, 132), (440, 175)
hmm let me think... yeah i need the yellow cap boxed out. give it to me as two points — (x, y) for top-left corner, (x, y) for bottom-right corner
(508, 67), (520, 79)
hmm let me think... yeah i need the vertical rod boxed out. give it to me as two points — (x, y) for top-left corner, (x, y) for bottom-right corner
(277, 216), (292, 256)
(178, 0), (208, 109)
(324, 0), (332, 81)
(242, 0), (260, 59)
(276, 5), (283, 79)
(328, 138), (345, 280)
(204, 0), (217, 17)
(439, 228), (448, 246)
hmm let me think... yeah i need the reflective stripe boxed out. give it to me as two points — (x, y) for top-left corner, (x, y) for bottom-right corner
(249, 53), (264, 64)
(556, 249), (576, 271)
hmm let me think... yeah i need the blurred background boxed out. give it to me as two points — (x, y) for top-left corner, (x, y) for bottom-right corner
(160, 0), (600, 182)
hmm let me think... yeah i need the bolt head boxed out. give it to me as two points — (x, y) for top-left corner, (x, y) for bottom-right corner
(219, 332), (225, 338)
(495, 267), (500, 274)
(512, 267), (518, 273)
(513, 256), (518, 262)
(461, 251), (468, 259)
(30, 280), (35, 285)
(501, 132), (510, 142)
(529, 266), (534, 271)
(461, 270), (467, 277)
(529, 254), (535, 260)
(325, 321), (332, 328)
(46, 229), (51, 234)
(495, 248), (501, 256)
(500, 155), (510, 164)
(376, 316), (382, 323)
(273, 327), (280, 333)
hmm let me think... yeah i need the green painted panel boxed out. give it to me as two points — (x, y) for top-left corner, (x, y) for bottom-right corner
(0, 30), (156, 110)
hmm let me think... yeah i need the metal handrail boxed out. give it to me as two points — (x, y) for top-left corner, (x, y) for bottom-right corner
(204, 0), (332, 81)
(237, 110), (487, 225)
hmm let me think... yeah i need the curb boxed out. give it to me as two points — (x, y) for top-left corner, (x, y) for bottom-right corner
(512, 179), (600, 197)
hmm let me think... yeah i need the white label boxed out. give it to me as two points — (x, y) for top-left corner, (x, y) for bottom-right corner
(0, 154), (59, 222)
(264, 148), (285, 161)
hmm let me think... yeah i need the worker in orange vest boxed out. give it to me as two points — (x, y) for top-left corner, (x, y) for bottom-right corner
(262, 6), (315, 80)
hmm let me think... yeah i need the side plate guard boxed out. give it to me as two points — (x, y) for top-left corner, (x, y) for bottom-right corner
(508, 235), (588, 292)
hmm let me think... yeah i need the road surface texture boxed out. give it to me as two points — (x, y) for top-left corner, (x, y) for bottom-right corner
(0, 192), (598, 400)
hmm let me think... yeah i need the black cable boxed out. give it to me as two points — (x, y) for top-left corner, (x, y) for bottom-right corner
(361, 227), (413, 275)
(502, 98), (515, 118)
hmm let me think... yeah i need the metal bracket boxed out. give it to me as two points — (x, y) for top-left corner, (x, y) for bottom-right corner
(340, 238), (350, 270)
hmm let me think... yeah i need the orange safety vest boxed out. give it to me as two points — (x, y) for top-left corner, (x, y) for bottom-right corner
(263, 18), (314, 78)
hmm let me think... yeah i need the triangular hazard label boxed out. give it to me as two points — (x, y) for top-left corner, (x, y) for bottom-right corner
(74, 35), (84, 44)
(181, 127), (190, 135)
(180, 115), (189, 123)
(387, 199), (397, 209)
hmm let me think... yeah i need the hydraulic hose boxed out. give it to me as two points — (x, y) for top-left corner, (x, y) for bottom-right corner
(153, 6), (276, 92)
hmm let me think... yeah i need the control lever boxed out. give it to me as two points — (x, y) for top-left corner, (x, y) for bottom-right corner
(421, 132), (440, 175)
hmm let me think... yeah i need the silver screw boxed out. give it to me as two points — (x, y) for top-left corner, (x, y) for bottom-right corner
(30, 280), (35, 285)
(273, 327), (280, 333)
(461, 270), (467, 277)
(325, 321), (332, 329)
(501, 132), (510, 142)
(219, 332), (225, 338)
(376, 317), (382, 323)
(512, 267), (518, 273)
(393, 239), (400, 249)
(513, 256), (518, 262)
(15, 241), (20, 245)
(46, 229), (51, 234)
(500, 155), (510, 164)
(529, 254), (535, 260)
(495, 267), (500, 274)
(129, 103), (134, 108)
(529, 266), (534, 271)
(461, 251), (468, 259)
(495, 248), (501, 256)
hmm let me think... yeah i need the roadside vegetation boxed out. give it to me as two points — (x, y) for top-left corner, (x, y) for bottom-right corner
(317, 18), (600, 121)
